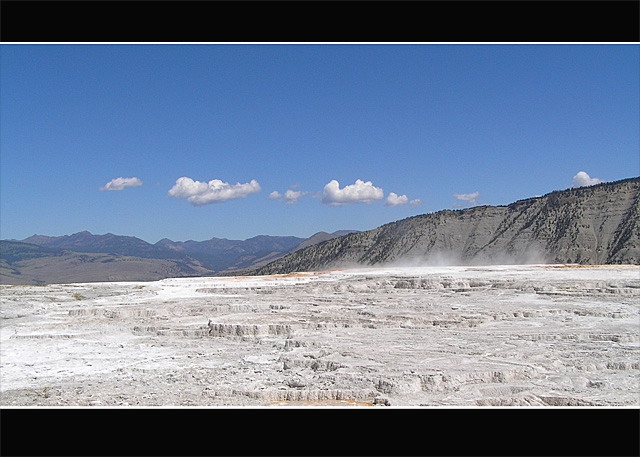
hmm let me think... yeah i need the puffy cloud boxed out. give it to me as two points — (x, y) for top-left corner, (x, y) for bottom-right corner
(269, 189), (308, 204)
(385, 192), (422, 207)
(453, 191), (479, 205)
(322, 179), (384, 206)
(572, 171), (603, 188)
(100, 177), (143, 191)
(385, 192), (409, 206)
(168, 177), (261, 206)
(283, 189), (307, 204)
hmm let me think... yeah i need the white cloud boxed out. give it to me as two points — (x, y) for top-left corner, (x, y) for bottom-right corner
(283, 189), (307, 204)
(385, 193), (409, 206)
(100, 177), (143, 191)
(453, 191), (479, 205)
(385, 192), (422, 207)
(168, 177), (261, 206)
(322, 179), (384, 206)
(269, 189), (308, 204)
(572, 171), (603, 188)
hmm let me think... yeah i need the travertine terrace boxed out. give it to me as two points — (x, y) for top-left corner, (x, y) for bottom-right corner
(1, 265), (638, 406)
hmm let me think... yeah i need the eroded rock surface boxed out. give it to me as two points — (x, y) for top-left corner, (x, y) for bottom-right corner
(1, 265), (638, 406)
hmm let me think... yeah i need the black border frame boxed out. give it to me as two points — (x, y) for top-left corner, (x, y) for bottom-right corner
(1, 1), (639, 43)
(1, 407), (639, 456)
(1, 2), (639, 456)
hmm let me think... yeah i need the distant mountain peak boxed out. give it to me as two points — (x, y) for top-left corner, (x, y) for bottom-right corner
(71, 230), (93, 237)
(6, 228), (367, 282)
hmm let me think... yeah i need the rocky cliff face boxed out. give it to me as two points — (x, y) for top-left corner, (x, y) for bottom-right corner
(253, 177), (640, 274)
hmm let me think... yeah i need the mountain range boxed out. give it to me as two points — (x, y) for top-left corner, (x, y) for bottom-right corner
(251, 177), (640, 275)
(2, 177), (638, 284)
(0, 230), (358, 284)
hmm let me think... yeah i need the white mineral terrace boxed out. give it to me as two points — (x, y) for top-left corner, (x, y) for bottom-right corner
(1, 264), (638, 406)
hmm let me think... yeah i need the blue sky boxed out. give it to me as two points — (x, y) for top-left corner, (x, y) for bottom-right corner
(1, 44), (638, 243)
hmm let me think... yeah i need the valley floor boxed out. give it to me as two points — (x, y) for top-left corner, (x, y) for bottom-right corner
(1, 264), (638, 407)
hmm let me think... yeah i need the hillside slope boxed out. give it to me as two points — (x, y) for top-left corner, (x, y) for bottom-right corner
(155, 235), (304, 272)
(2, 230), (358, 283)
(20, 232), (307, 273)
(0, 241), (213, 285)
(252, 177), (640, 275)
(22, 231), (180, 260)
(291, 230), (360, 253)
